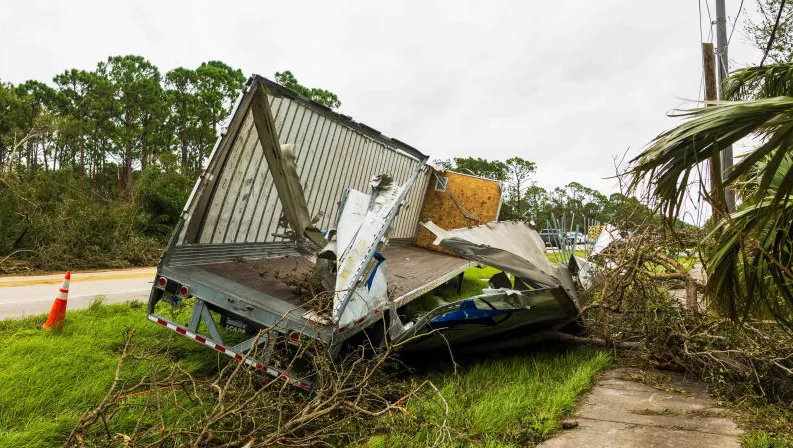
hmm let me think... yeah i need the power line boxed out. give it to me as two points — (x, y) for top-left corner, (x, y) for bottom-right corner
(760, 0), (787, 67)
(727, 0), (745, 45)
(704, 0), (713, 25)
(699, 0), (704, 42)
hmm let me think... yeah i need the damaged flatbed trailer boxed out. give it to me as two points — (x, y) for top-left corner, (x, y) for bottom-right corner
(148, 75), (584, 391)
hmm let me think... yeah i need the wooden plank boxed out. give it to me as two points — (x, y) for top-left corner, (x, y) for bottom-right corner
(258, 97), (301, 242)
(248, 96), (288, 242)
(250, 85), (314, 242)
(247, 107), (320, 241)
(198, 256), (314, 306)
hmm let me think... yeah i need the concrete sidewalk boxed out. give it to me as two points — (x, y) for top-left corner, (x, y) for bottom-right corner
(538, 367), (742, 448)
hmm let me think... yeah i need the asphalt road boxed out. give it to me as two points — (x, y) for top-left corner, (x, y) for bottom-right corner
(0, 267), (156, 319)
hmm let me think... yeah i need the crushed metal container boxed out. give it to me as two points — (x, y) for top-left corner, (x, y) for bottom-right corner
(148, 74), (585, 390)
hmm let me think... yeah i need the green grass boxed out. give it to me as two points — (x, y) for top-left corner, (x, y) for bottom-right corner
(545, 250), (588, 263)
(370, 346), (611, 447)
(0, 288), (610, 447)
(0, 299), (214, 448)
(742, 431), (793, 448)
(408, 266), (499, 312)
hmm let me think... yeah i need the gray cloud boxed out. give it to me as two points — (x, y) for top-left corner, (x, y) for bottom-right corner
(0, 0), (761, 195)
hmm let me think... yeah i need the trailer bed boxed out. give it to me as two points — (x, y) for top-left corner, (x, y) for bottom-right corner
(162, 245), (472, 326)
(382, 245), (474, 305)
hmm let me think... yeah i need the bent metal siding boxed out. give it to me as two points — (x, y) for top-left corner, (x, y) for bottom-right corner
(176, 75), (430, 251)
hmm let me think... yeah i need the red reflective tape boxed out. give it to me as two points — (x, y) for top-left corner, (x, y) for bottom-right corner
(59, 288), (69, 293)
(175, 327), (186, 335)
(195, 335), (206, 343)
(235, 354), (243, 361)
(156, 318), (168, 327)
(357, 317), (365, 324)
(299, 382), (311, 391)
(255, 363), (263, 370)
(214, 344), (226, 353)
(338, 327), (345, 333)
(375, 308), (381, 314)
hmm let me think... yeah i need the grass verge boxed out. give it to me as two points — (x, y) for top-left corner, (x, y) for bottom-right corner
(0, 299), (213, 448)
(1, 272), (610, 447)
(370, 346), (611, 447)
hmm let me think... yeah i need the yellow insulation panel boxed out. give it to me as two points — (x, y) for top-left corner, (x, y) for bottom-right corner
(415, 171), (501, 255)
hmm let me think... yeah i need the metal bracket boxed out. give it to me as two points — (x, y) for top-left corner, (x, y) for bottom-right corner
(187, 299), (224, 345)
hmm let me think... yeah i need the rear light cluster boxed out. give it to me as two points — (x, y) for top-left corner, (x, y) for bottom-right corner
(155, 275), (191, 298)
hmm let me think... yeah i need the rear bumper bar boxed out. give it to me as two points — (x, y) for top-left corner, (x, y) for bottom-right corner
(148, 313), (313, 391)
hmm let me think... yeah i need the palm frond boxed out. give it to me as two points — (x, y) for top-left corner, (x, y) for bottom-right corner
(629, 95), (793, 326)
(724, 62), (793, 100)
(707, 196), (793, 326)
(628, 96), (793, 218)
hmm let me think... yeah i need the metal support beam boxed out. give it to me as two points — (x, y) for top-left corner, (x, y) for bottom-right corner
(187, 299), (205, 333)
(200, 303), (224, 344)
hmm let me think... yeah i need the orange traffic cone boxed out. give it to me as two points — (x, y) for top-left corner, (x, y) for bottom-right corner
(43, 271), (70, 331)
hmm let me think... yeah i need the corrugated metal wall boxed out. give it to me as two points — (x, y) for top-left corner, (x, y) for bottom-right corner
(185, 92), (430, 246)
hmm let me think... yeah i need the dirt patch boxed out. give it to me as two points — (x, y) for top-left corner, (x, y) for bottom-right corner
(620, 370), (690, 395)
(242, 257), (333, 313)
(631, 408), (724, 418)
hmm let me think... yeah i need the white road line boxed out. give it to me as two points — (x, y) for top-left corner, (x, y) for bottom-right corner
(0, 288), (152, 305)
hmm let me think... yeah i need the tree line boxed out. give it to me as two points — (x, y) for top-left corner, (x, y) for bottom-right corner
(0, 55), (653, 272)
(0, 56), (251, 194)
(0, 57), (349, 271)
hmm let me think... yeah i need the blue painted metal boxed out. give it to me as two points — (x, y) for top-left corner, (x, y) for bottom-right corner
(429, 298), (514, 327)
(366, 252), (386, 291)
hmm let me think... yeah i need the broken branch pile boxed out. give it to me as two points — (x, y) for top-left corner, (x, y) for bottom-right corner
(581, 226), (793, 403)
(65, 325), (448, 448)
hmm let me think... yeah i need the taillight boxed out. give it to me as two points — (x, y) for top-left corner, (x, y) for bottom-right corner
(179, 285), (189, 297)
(157, 276), (167, 288)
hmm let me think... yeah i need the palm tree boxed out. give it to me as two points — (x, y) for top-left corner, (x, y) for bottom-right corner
(628, 62), (793, 326)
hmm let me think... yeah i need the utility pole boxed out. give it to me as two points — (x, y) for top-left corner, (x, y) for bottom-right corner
(702, 42), (726, 212)
(715, 0), (736, 212)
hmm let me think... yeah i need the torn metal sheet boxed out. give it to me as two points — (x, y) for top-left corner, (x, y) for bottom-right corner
(393, 287), (574, 352)
(591, 223), (622, 256)
(329, 169), (424, 326)
(421, 220), (580, 304)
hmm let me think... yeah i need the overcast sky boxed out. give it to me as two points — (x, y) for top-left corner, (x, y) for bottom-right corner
(0, 0), (762, 200)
